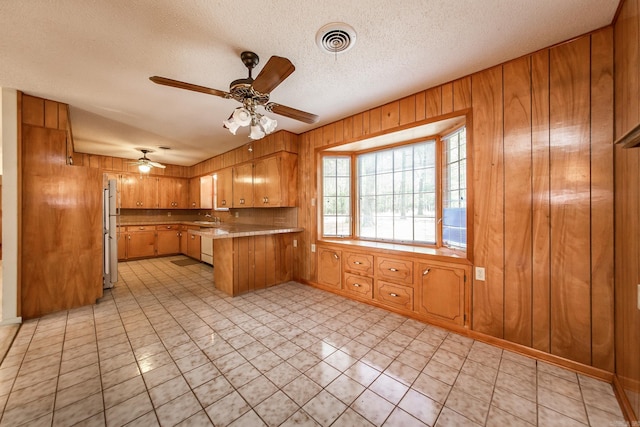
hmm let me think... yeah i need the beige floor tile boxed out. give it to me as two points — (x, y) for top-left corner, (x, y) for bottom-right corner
(204, 390), (250, 427)
(52, 392), (103, 426)
(304, 389), (347, 427)
(155, 392), (202, 427)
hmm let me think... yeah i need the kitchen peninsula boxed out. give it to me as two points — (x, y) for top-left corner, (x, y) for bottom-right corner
(191, 224), (302, 297)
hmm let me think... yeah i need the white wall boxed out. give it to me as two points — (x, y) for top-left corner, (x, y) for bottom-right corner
(1, 87), (21, 324)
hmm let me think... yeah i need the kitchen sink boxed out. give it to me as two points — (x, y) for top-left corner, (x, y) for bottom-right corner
(192, 221), (220, 226)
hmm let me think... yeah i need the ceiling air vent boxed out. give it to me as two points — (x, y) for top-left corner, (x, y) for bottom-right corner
(316, 23), (357, 54)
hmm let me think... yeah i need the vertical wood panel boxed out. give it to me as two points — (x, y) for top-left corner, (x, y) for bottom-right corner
(471, 66), (505, 338)
(369, 108), (381, 134)
(352, 113), (364, 139)
(323, 123), (335, 146)
(381, 101), (400, 130)
(22, 95), (44, 127)
(400, 95), (416, 126)
(441, 83), (454, 114)
(334, 121), (344, 144)
(590, 27), (614, 371)
(343, 116), (354, 141)
(415, 91), (426, 121)
(453, 77), (472, 111)
(549, 37), (592, 365)
(425, 87), (442, 118)
(503, 56), (533, 346)
(531, 49), (552, 353)
(44, 100), (58, 129)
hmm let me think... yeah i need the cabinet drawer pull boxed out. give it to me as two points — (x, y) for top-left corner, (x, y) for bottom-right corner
(221, 200), (226, 206)
(353, 261), (362, 265)
(333, 253), (339, 260)
(139, 227), (144, 230)
(191, 235), (195, 239)
(240, 198), (245, 204)
(422, 268), (431, 276)
(389, 293), (399, 297)
(167, 226), (171, 229)
(192, 202), (196, 207)
(353, 283), (361, 287)
(389, 268), (398, 272)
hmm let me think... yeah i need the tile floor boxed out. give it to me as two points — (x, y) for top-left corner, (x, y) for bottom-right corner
(0, 256), (628, 427)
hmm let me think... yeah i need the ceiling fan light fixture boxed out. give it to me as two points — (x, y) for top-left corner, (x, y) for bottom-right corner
(260, 115), (277, 134)
(249, 123), (266, 140)
(138, 163), (151, 173)
(232, 107), (252, 126)
(223, 117), (241, 134)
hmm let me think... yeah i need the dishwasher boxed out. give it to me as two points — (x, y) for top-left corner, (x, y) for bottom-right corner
(201, 235), (213, 265)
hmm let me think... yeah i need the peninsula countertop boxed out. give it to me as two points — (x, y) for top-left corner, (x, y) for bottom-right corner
(189, 224), (303, 239)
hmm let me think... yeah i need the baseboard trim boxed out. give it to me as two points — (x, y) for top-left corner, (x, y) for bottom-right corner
(612, 374), (639, 425)
(0, 316), (22, 325)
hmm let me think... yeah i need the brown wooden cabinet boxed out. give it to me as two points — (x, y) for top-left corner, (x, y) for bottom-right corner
(179, 225), (188, 255)
(117, 227), (127, 260)
(186, 227), (201, 260)
(189, 177), (201, 209)
(233, 163), (254, 207)
(215, 168), (233, 209)
(417, 262), (468, 326)
(156, 224), (181, 255)
(253, 152), (298, 207)
(200, 175), (213, 209)
(121, 174), (158, 208)
(374, 280), (414, 310)
(317, 246), (342, 289)
(127, 226), (156, 258)
(158, 177), (188, 209)
(344, 272), (373, 298)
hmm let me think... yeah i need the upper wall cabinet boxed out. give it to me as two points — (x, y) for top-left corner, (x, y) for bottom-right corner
(189, 175), (213, 209)
(215, 168), (233, 210)
(230, 152), (298, 208)
(121, 174), (158, 208)
(158, 177), (188, 209)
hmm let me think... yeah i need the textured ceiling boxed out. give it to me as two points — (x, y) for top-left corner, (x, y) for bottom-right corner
(0, 1), (619, 166)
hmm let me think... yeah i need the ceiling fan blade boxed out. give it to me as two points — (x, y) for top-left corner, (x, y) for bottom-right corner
(252, 56), (295, 94)
(149, 76), (230, 98)
(149, 161), (166, 169)
(267, 103), (319, 124)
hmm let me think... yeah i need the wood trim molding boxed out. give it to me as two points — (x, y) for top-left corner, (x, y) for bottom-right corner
(614, 120), (640, 148)
(613, 374), (639, 425)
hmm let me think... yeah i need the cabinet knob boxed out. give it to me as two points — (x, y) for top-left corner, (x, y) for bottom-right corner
(191, 235), (195, 239)
(353, 261), (362, 265)
(192, 202), (196, 207)
(240, 198), (245, 204)
(221, 200), (226, 206)
(389, 268), (398, 272)
(139, 227), (144, 230)
(333, 253), (339, 260)
(422, 268), (431, 276)
(353, 283), (361, 288)
(167, 226), (171, 229)
(389, 293), (398, 297)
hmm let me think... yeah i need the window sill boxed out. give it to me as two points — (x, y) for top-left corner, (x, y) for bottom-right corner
(320, 238), (470, 264)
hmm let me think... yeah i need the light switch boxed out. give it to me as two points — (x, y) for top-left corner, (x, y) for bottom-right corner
(475, 267), (486, 281)
(293, 239), (298, 248)
(311, 244), (316, 253)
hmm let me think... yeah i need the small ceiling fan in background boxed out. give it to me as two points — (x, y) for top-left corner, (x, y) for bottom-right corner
(130, 149), (166, 173)
(150, 51), (319, 140)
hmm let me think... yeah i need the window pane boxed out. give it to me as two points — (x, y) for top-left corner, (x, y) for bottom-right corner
(323, 156), (351, 237)
(359, 153), (376, 175)
(360, 175), (376, 196)
(376, 151), (393, 174)
(376, 173), (393, 195)
(442, 127), (467, 248)
(394, 170), (413, 194)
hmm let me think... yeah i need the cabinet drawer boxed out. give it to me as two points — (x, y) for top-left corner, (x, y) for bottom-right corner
(132, 225), (151, 231)
(375, 280), (413, 311)
(376, 257), (413, 284)
(343, 273), (373, 298)
(344, 252), (374, 275)
(156, 224), (179, 230)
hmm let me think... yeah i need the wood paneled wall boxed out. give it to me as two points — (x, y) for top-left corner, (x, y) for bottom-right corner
(614, 0), (640, 421)
(296, 29), (614, 371)
(73, 152), (190, 178)
(20, 94), (103, 319)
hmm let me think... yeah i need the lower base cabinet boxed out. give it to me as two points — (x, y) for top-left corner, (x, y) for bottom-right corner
(186, 228), (201, 260)
(157, 225), (181, 256)
(316, 243), (470, 329)
(127, 228), (156, 259)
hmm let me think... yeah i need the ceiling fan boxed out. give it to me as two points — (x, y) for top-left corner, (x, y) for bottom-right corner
(130, 149), (166, 173)
(150, 51), (319, 139)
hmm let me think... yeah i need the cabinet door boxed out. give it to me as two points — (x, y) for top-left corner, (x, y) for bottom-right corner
(120, 174), (139, 208)
(187, 230), (201, 260)
(417, 264), (466, 325)
(233, 163), (253, 207)
(158, 177), (174, 208)
(157, 225), (180, 255)
(175, 178), (189, 208)
(117, 228), (127, 260)
(180, 227), (188, 255)
(317, 247), (342, 289)
(127, 229), (156, 258)
(200, 175), (213, 209)
(140, 176), (158, 208)
(189, 177), (200, 209)
(254, 156), (281, 206)
(216, 168), (233, 209)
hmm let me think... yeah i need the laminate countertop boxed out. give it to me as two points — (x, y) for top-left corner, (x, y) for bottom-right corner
(189, 224), (303, 239)
(119, 221), (302, 239)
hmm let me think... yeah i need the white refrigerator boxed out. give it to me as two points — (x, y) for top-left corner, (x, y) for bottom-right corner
(103, 178), (118, 288)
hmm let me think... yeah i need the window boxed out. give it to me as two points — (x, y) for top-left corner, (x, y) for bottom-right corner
(322, 157), (351, 236)
(357, 141), (437, 243)
(321, 124), (468, 250)
(442, 127), (467, 248)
